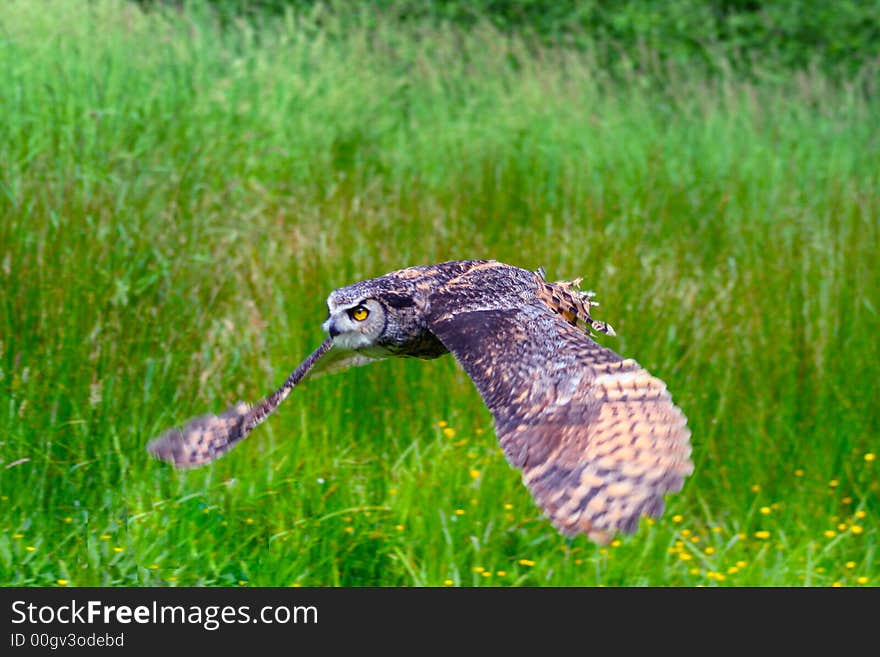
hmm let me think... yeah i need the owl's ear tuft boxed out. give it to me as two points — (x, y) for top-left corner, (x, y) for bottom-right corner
(382, 292), (417, 309)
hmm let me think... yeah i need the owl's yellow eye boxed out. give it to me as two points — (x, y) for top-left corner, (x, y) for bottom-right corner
(350, 306), (369, 321)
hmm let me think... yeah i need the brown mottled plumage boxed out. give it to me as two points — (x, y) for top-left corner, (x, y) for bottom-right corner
(148, 260), (693, 543)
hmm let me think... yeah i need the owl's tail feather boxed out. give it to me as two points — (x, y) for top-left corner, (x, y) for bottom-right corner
(536, 276), (616, 337)
(147, 337), (334, 468)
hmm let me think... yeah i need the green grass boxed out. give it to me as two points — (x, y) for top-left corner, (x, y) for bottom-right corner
(1, 0), (878, 587)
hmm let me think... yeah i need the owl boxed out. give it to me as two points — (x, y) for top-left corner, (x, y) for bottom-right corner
(148, 260), (693, 543)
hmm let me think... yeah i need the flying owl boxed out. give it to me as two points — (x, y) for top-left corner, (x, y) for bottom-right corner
(148, 260), (692, 543)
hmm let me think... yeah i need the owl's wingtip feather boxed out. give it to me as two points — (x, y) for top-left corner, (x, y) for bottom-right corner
(146, 401), (252, 469)
(146, 427), (195, 469)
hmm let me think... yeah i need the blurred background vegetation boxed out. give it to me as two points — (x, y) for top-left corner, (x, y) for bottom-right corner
(139, 0), (880, 72)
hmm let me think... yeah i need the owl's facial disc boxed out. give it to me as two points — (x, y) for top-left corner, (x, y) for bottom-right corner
(323, 298), (386, 351)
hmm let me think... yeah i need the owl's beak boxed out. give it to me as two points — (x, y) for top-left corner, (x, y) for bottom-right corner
(323, 318), (340, 338)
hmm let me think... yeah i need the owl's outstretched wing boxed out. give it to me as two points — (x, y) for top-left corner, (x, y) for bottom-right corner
(147, 337), (336, 468)
(427, 297), (693, 543)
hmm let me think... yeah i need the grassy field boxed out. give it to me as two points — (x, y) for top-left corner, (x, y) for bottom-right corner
(1, 0), (878, 587)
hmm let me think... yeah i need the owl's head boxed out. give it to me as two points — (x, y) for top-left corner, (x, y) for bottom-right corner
(322, 296), (387, 351)
(322, 277), (424, 354)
